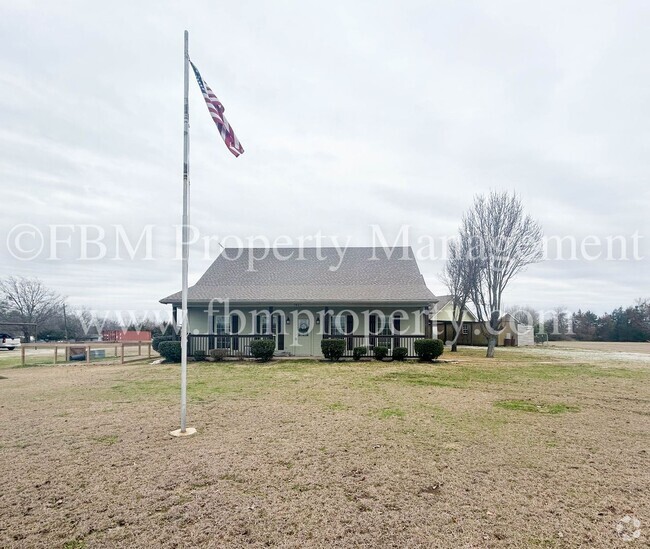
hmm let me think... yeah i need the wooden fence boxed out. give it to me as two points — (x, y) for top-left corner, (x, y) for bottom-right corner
(19, 341), (154, 366)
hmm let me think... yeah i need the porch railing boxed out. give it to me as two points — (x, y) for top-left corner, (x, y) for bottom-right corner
(322, 334), (427, 358)
(188, 334), (274, 357)
(188, 333), (428, 358)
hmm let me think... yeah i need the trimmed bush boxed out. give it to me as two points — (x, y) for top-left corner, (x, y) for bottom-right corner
(209, 348), (228, 361)
(152, 335), (176, 352)
(393, 347), (408, 361)
(321, 339), (346, 361)
(373, 346), (389, 361)
(251, 339), (275, 362)
(193, 349), (207, 361)
(414, 338), (444, 361)
(352, 346), (367, 361)
(158, 341), (182, 362)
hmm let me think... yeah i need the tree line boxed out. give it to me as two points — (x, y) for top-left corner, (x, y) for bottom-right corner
(506, 301), (650, 342)
(0, 276), (171, 341)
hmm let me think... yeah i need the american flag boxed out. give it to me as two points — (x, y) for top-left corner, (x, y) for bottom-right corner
(190, 61), (244, 157)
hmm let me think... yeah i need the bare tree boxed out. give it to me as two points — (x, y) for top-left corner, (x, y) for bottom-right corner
(440, 235), (479, 352)
(540, 305), (573, 341)
(0, 277), (64, 340)
(505, 305), (540, 332)
(462, 191), (543, 358)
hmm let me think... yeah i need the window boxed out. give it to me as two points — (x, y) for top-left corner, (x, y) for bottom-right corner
(377, 315), (393, 349)
(213, 315), (231, 349)
(271, 314), (284, 334)
(379, 320), (392, 336)
(332, 314), (348, 336)
(256, 312), (270, 334)
(462, 324), (469, 335)
(272, 314), (285, 350)
(214, 315), (230, 335)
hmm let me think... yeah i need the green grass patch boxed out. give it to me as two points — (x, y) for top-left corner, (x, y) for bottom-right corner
(92, 435), (119, 445)
(374, 360), (648, 390)
(63, 541), (86, 549)
(375, 371), (463, 388)
(327, 402), (350, 411)
(378, 407), (406, 419)
(494, 400), (579, 414)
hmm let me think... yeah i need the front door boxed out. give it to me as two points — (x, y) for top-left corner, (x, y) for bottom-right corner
(294, 314), (312, 356)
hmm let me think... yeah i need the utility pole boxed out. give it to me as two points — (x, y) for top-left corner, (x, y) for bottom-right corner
(63, 304), (69, 341)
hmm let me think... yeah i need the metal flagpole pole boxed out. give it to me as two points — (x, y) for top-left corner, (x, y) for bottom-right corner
(171, 29), (196, 437)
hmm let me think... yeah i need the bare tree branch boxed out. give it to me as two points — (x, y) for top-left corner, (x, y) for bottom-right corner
(440, 234), (480, 351)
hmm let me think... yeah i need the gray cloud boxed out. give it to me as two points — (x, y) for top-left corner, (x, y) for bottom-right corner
(1, 0), (648, 316)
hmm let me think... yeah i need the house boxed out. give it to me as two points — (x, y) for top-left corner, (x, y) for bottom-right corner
(160, 247), (437, 358)
(432, 296), (535, 347)
(475, 313), (535, 347)
(431, 294), (481, 345)
(465, 313), (535, 347)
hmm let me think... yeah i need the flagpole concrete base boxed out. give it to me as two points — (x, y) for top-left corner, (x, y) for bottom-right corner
(169, 427), (197, 437)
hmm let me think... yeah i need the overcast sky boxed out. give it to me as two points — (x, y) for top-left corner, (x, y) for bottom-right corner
(1, 0), (648, 318)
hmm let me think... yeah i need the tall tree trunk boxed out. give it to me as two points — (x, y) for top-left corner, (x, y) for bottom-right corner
(486, 310), (500, 358)
(451, 320), (463, 352)
(486, 334), (497, 358)
(450, 305), (465, 353)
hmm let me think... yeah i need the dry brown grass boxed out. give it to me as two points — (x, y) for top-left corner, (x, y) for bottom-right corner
(547, 340), (650, 355)
(0, 346), (648, 548)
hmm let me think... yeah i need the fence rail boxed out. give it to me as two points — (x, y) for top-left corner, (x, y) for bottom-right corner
(188, 334), (275, 357)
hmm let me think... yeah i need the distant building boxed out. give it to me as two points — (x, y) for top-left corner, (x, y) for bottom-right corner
(102, 330), (152, 342)
(432, 296), (534, 347)
(431, 295), (481, 345)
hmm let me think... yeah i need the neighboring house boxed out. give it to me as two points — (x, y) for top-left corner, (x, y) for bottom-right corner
(431, 294), (481, 345)
(472, 313), (535, 347)
(432, 297), (535, 347)
(160, 247), (437, 358)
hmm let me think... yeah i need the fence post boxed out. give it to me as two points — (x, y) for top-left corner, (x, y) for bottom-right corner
(147, 343), (151, 358)
(54, 346), (58, 364)
(120, 343), (124, 364)
(21, 345), (25, 366)
(138, 341), (141, 356)
(86, 346), (90, 363)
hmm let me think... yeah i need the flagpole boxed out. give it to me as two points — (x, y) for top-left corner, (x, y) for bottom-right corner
(171, 29), (196, 437)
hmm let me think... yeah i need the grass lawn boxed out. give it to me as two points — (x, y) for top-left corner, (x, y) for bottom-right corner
(0, 345), (648, 547)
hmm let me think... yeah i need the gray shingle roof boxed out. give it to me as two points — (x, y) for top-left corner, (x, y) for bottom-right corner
(432, 294), (454, 310)
(160, 247), (436, 304)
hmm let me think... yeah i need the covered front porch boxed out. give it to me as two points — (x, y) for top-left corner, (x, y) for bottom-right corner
(180, 304), (434, 358)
